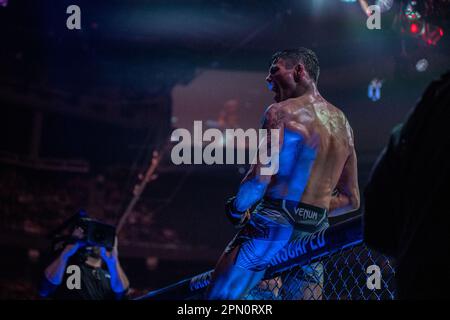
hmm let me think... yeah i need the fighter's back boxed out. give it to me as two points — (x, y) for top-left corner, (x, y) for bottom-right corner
(265, 95), (354, 211)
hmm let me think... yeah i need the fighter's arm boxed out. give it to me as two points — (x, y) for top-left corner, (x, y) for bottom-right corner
(233, 104), (284, 212)
(329, 147), (360, 217)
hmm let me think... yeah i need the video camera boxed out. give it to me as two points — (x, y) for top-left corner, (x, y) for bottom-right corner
(51, 210), (116, 251)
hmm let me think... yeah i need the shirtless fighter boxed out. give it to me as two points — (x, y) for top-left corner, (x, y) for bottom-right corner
(206, 48), (360, 300)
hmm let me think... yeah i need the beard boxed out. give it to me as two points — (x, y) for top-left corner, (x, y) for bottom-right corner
(87, 246), (101, 259)
(274, 89), (290, 102)
(273, 82), (296, 102)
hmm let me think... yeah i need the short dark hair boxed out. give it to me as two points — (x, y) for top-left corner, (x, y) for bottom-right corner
(271, 48), (320, 83)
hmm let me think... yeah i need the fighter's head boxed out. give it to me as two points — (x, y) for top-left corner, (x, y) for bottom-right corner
(266, 48), (320, 102)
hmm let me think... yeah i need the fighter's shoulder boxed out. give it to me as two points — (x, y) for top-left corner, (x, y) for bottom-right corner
(263, 103), (281, 117)
(265, 100), (312, 118)
(262, 102), (302, 126)
(327, 102), (355, 146)
(262, 103), (284, 126)
(327, 102), (352, 126)
(324, 101), (343, 116)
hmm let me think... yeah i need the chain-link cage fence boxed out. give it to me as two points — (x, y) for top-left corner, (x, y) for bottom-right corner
(246, 243), (395, 300)
(137, 216), (396, 300)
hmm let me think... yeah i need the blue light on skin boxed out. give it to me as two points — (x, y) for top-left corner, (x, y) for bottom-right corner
(100, 247), (127, 293)
(234, 128), (315, 209)
(234, 178), (267, 212)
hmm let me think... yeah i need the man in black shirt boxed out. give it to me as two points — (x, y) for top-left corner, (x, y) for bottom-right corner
(364, 71), (450, 299)
(39, 227), (130, 300)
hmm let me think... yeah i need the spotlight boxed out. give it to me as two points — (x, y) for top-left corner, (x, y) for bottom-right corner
(399, 0), (444, 45)
(368, 79), (382, 102)
(415, 59), (428, 72)
(405, 1), (421, 21)
(0, 0), (8, 7)
(422, 24), (444, 45)
(410, 23), (419, 34)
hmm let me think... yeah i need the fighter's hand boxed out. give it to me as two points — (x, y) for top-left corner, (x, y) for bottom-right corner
(225, 196), (252, 228)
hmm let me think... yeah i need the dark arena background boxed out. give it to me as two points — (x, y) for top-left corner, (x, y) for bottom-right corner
(0, 0), (449, 302)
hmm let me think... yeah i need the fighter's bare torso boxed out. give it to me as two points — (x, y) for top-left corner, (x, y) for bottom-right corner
(265, 94), (354, 212)
(207, 49), (360, 300)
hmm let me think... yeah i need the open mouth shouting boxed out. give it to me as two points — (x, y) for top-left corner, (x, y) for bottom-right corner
(267, 81), (281, 102)
(267, 81), (280, 102)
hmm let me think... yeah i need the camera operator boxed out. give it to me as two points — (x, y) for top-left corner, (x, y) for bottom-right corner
(39, 227), (130, 300)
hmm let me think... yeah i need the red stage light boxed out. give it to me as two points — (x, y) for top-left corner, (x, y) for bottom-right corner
(439, 28), (444, 37)
(410, 23), (419, 33)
